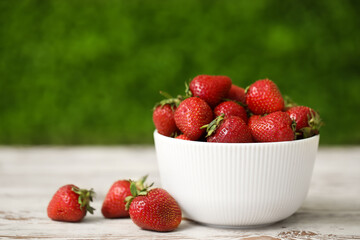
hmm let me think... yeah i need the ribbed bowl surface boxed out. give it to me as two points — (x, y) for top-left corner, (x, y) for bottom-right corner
(154, 131), (319, 227)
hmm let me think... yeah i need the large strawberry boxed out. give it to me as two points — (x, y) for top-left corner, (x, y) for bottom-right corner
(125, 180), (182, 232)
(189, 75), (232, 108)
(246, 79), (284, 115)
(214, 101), (248, 123)
(174, 97), (213, 140)
(203, 115), (253, 143)
(286, 106), (322, 138)
(248, 111), (295, 142)
(227, 84), (246, 105)
(47, 184), (95, 222)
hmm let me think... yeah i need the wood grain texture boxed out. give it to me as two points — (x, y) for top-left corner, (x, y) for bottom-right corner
(0, 146), (359, 239)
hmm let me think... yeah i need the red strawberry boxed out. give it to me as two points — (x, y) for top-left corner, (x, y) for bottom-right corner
(102, 180), (131, 218)
(125, 181), (182, 232)
(174, 97), (213, 140)
(102, 176), (148, 218)
(248, 111), (295, 142)
(175, 134), (192, 141)
(248, 114), (261, 127)
(228, 84), (246, 105)
(214, 101), (248, 123)
(204, 115), (253, 143)
(286, 106), (322, 138)
(246, 79), (284, 115)
(153, 104), (178, 137)
(47, 184), (95, 222)
(189, 75), (232, 108)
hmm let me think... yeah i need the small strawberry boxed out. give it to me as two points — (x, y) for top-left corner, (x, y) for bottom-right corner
(125, 179), (182, 232)
(102, 176), (148, 218)
(153, 104), (178, 137)
(153, 92), (182, 137)
(227, 84), (246, 105)
(175, 134), (192, 141)
(47, 184), (95, 222)
(189, 75), (232, 108)
(286, 106), (322, 138)
(248, 111), (295, 142)
(214, 101), (248, 123)
(202, 115), (253, 143)
(174, 97), (213, 140)
(246, 79), (284, 115)
(102, 180), (131, 218)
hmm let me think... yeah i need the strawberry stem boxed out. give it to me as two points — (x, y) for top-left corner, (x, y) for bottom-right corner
(71, 187), (95, 214)
(153, 93), (183, 110)
(201, 114), (225, 137)
(244, 86), (250, 94)
(284, 95), (298, 109)
(124, 175), (154, 211)
(159, 91), (173, 99)
(308, 110), (323, 131)
(185, 80), (193, 98)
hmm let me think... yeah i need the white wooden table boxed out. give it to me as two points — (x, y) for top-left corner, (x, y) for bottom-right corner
(0, 146), (359, 239)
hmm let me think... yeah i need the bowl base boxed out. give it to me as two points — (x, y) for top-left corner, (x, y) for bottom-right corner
(184, 218), (278, 229)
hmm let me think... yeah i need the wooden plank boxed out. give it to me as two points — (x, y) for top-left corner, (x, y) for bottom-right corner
(0, 147), (359, 239)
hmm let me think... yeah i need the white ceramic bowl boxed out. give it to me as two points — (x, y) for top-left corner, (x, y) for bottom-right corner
(154, 130), (319, 228)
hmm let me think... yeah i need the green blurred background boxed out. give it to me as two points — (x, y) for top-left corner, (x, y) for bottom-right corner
(0, 0), (359, 145)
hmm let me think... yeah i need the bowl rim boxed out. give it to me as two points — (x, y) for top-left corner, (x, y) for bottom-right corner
(154, 130), (320, 147)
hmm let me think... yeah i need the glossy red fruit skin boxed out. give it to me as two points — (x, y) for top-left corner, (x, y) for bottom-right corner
(102, 180), (131, 218)
(214, 101), (248, 123)
(228, 84), (246, 105)
(129, 188), (182, 232)
(47, 185), (86, 222)
(248, 115), (261, 127)
(248, 111), (294, 142)
(207, 116), (253, 143)
(286, 106), (316, 131)
(175, 134), (192, 141)
(189, 75), (232, 108)
(246, 79), (284, 115)
(174, 97), (213, 140)
(153, 104), (178, 137)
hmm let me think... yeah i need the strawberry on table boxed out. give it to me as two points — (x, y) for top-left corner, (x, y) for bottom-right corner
(286, 106), (322, 138)
(189, 75), (232, 108)
(246, 79), (284, 115)
(248, 111), (295, 142)
(102, 176), (149, 218)
(227, 84), (246, 105)
(214, 101), (248, 123)
(203, 115), (253, 143)
(125, 179), (182, 232)
(102, 180), (131, 218)
(174, 97), (213, 140)
(47, 184), (95, 222)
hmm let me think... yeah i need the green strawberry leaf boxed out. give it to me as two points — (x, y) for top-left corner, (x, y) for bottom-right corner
(71, 186), (95, 214)
(130, 181), (138, 197)
(201, 114), (225, 137)
(185, 80), (192, 98)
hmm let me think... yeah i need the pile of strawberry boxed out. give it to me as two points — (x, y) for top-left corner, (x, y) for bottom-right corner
(153, 75), (322, 143)
(47, 176), (182, 232)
